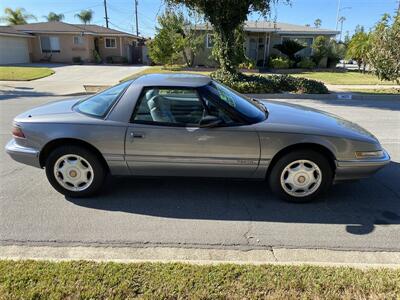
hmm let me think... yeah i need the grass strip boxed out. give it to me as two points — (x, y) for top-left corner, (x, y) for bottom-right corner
(0, 260), (399, 299)
(0, 67), (54, 81)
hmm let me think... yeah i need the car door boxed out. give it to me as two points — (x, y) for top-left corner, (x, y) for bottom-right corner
(124, 86), (260, 178)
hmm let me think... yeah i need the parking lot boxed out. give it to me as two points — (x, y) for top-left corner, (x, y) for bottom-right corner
(0, 95), (399, 251)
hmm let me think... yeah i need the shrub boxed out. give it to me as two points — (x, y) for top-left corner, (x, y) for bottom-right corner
(269, 57), (292, 69)
(273, 40), (306, 60)
(297, 57), (316, 69)
(105, 56), (113, 64)
(210, 70), (328, 94)
(92, 50), (101, 64)
(238, 57), (256, 70)
(72, 56), (82, 64)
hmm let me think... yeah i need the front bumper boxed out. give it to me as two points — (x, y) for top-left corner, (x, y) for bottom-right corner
(5, 139), (41, 168)
(334, 149), (391, 181)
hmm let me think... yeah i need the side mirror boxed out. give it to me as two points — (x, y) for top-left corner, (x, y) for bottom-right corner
(199, 115), (223, 128)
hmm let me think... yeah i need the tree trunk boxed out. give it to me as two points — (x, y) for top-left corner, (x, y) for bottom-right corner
(214, 27), (238, 76)
(182, 50), (190, 68)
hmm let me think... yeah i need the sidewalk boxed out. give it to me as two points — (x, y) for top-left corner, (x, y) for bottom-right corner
(326, 84), (400, 92)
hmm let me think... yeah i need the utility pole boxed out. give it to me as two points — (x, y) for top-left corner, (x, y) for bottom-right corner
(104, 0), (109, 28)
(135, 0), (139, 36)
(335, 0), (341, 30)
(339, 16), (346, 41)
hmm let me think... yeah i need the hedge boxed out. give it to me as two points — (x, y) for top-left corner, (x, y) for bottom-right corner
(210, 70), (329, 94)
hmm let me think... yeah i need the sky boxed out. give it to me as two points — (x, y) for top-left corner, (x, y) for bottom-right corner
(0, 0), (398, 38)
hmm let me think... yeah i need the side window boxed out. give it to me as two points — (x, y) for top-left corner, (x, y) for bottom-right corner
(201, 94), (236, 125)
(133, 88), (205, 126)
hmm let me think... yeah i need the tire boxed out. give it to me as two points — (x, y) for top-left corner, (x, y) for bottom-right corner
(45, 145), (106, 198)
(268, 149), (333, 203)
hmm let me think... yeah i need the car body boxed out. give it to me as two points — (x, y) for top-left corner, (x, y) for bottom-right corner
(5, 74), (390, 201)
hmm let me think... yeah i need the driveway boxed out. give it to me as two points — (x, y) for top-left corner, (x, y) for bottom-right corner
(0, 63), (148, 96)
(0, 96), (399, 251)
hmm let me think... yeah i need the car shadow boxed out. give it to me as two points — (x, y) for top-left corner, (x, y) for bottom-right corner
(66, 162), (400, 236)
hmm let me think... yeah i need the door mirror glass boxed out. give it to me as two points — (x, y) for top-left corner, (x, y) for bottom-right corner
(199, 115), (223, 128)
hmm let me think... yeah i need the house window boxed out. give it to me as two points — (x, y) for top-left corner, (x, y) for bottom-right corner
(105, 38), (116, 48)
(73, 36), (85, 45)
(206, 34), (214, 48)
(40, 36), (60, 53)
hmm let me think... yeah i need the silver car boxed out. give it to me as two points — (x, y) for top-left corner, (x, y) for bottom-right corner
(5, 74), (390, 202)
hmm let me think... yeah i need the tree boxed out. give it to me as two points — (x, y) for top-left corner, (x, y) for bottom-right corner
(312, 36), (345, 68)
(148, 10), (204, 67)
(346, 30), (371, 72)
(44, 12), (64, 22)
(311, 36), (329, 66)
(273, 40), (305, 61)
(368, 12), (400, 83)
(0, 7), (36, 25)
(75, 9), (93, 24)
(314, 18), (322, 28)
(166, 0), (289, 75)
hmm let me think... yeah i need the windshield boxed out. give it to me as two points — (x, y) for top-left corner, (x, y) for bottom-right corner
(75, 80), (132, 117)
(201, 81), (266, 123)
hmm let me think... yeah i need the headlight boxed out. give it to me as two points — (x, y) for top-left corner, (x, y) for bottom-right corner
(355, 150), (384, 159)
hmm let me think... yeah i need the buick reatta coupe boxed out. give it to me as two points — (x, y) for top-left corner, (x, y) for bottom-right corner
(6, 74), (390, 202)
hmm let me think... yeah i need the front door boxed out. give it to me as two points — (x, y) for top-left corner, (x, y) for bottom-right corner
(125, 87), (260, 178)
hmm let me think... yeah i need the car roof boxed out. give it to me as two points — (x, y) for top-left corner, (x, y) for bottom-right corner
(133, 73), (212, 88)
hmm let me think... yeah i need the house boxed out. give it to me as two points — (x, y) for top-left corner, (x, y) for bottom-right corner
(193, 21), (339, 67)
(0, 26), (34, 64)
(0, 21), (144, 65)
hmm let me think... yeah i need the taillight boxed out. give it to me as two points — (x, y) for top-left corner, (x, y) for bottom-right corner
(12, 126), (25, 138)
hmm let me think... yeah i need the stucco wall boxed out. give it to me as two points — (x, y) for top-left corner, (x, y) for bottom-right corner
(30, 33), (92, 63)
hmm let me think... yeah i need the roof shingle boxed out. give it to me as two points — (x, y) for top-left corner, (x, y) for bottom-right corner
(12, 21), (139, 37)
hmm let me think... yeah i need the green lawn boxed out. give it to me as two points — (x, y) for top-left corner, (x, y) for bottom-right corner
(0, 66), (54, 81)
(1, 260), (399, 299)
(291, 71), (396, 85)
(122, 65), (212, 81)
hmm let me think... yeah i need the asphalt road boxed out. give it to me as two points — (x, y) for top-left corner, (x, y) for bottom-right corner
(1, 95), (399, 251)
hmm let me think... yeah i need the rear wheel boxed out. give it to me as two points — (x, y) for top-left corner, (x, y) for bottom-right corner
(269, 150), (333, 203)
(45, 145), (106, 197)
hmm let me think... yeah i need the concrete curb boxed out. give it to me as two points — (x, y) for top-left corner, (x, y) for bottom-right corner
(1, 245), (399, 269)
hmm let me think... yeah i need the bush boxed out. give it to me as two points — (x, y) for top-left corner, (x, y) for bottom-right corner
(105, 56), (113, 64)
(72, 56), (83, 64)
(210, 70), (328, 94)
(269, 57), (292, 69)
(238, 57), (256, 70)
(297, 57), (316, 69)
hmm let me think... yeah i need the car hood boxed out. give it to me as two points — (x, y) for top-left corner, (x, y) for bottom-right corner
(14, 98), (89, 123)
(257, 100), (378, 143)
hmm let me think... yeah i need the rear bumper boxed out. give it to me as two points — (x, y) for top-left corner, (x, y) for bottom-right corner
(5, 139), (41, 168)
(334, 149), (390, 181)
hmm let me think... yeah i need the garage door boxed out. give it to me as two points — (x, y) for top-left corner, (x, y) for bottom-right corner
(0, 36), (30, 64)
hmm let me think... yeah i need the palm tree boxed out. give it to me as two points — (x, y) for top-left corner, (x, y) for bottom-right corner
(0, 7), (36, 25)
(74, 9), (93, 24)
(314, 18), (322, 28)
(44, 12), (64, 22)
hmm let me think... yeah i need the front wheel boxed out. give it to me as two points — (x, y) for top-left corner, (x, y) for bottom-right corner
(45, 145), (106, 197)
(269, 150), (333, 203)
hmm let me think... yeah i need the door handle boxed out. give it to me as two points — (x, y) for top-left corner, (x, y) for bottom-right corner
(130, 132), (145, 138)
